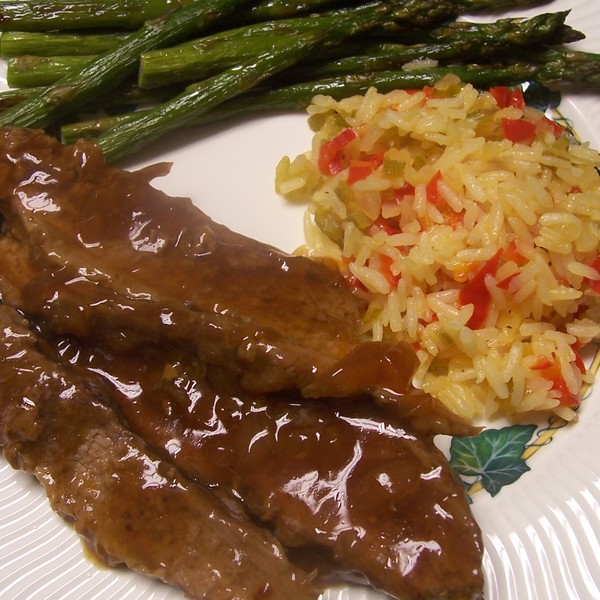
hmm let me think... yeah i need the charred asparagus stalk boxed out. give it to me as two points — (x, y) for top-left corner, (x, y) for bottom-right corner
(0, 0), (353, 31)
(0, 0), (253, 128)
(139, 10), (581, 88)
(0, 0), (181, 32)
(95, 1), (401, 162)
(0, 31), (129, 57)
(6, 11), (581, 89)
(0, 0), (552, 32)
(0, 81), (188, 111)
(61, 46), (600, 147)
(6, 55), (95, 88)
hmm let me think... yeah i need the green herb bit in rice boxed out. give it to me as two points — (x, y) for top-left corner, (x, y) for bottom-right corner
(276, 75), (600, 424)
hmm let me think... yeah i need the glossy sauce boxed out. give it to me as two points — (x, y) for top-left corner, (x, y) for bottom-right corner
(51, 334), (484, 600)
(0, 127), (483, 600)
(0, 306), (317, 600)
(0, 126), (364, 394)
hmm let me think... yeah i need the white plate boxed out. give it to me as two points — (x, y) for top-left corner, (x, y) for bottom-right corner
(1, 1), (600, 598)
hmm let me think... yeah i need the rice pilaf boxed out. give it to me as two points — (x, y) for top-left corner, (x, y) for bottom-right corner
(276, 75), (600, 422)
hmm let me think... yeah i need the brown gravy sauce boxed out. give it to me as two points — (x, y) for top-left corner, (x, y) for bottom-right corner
(50, 333), (483, 598)
(0, 127), (483, 599)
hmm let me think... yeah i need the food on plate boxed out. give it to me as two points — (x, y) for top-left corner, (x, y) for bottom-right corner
(0, 126), (365, 395)
(0, 126), (484, 599)
(0, 304), (318, 600)
(0, 0), (451, 160)
(5, 12), (581, 90)
(276, 75), (600, 422)
(0, 1), (599, 597)
(0, 126), (482, 439)
(4, 0), (600, 162)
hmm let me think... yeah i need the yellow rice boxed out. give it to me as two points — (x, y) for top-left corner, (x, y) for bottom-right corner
(276, 75), (600, 423)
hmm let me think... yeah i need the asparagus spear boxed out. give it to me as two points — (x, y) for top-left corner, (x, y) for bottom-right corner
(10, 9), (576, 90)
(0, 0), (463, 91)
(0, 0), (183, 32)
(0, 28), (323, 88)
(138, 1), (422, 89)
(455, 0), (552, 9)
(61, 47), (600, 146)
(0, 14), (330, 61)
(526, 46), (600, 83)
(0, 81), (188, 111)
(96, 47), (311, 162)
(7, 55), (95, 88)
(0, 0), (373, 32)
(269, 50), (600, 94)
(18, 15), (596, 128)
(0, 31), (129, 58)
(62, 112), (147, 144)
(0, 0), (553, 33)
(6, 3), (402, 89)
(230, 0), (356, 22)
(96, 1), (399, 162)
(137, 6), (382, 90)
(382, 11), (583, 46)
(0, 18), (325, 58)
(0, 0), (253, 129)
(138, 11), (581, 88)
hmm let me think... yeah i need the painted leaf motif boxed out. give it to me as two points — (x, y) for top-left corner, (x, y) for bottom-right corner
(449, 424), (536, 497)
(523, 82), (561, 111)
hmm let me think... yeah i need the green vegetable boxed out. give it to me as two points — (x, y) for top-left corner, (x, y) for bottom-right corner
(390, 10), (581, 45)
(0, 81), (187, 112)
(0, 0), (253, 129)
(6, 0), (468, 90)
(279, 12), (583, 82)
(0, 31), (129, 58)
(455, 0), (549, 9)
(60, 48), (600, 145)
(137, 3), (401, 89)
(7, 55), (95, 88)
(0, 0), (588, 166)
(9, 10), (580, 90)
(233, 0), (356, 22)
(0, 0), (184, 32)
(96, 1), (397, 162)
(0, 0), (377, 32)
(139, 10), (581, 88)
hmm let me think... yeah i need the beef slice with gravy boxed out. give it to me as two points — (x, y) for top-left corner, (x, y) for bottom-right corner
(0, 125), (484, 599)
(0, 304), (318, 600)
(50, 337), (484, 600)
(0, 126), (479, 436)
(0, 126), (364, 394)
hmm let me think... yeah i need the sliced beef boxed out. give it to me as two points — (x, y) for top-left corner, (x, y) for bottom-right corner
(0, 126), (478, 435)
(0, 304), (318, 600)
(0, 126), (364, 394)
(0, 125), (484, 599)
(50, 336), (484, 600)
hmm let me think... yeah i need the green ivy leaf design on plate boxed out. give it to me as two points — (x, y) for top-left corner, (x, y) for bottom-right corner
(523, 82), (562, 111)
(449, 424), (537, 497)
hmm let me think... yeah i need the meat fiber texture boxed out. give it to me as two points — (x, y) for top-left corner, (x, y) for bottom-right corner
(0, 126), (484, 600)
(0, 127), (365, 395)
(0, 305), (317, 600)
